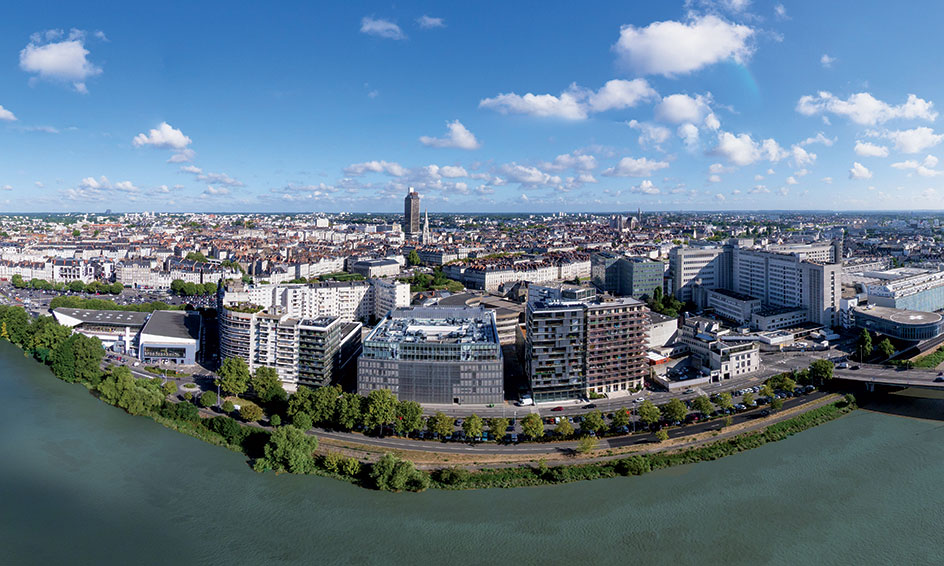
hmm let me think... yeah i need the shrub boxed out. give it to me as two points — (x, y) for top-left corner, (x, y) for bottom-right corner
(615, 455), (650, 476)
(341, 457), (362, 478)
(322, 451), (345, 473)
(370, 454), (430, 492)
(240, 403), (264, 423)
(199, 391), (217, 408)
(269, 414), (281, 427)
(206, 416), (247, 446)
(222, 400), (235, 413)
(184, 391), (193, 401)
(436, 467), (471, 486)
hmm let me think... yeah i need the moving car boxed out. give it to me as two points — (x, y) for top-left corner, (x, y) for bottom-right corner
(551, 406), (564, 412)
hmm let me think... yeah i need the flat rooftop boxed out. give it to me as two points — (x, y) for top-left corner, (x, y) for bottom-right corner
(370, 306), (497, 345)
(709, 288), (759, 302)
(53, 308), (149, 327)
(141, 310), (200, 341)
(856, 305), (943, 325)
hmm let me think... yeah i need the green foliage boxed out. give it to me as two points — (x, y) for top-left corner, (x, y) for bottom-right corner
(159, 400), (201, 423)
(162, 381), (178, 396)
(742, 392), (755, 406)
(581, 410), (606, 435)
(370, 454), (430, 492)
(240, 403), (264, 423)
(171, 278), (213, 296)
(914, 345), (944, 368)
(185, 251), (208, 263)
(809, 359), (834, 383)
(49, 295), (183, 312)
(692, 396), (714, 415)
(766, 374), (796, 392)
(857, 328), (873, 361)
(259, 425), (319, 474)
(335, 393), (364, 430)
(655, 429), (669, 442)
(428, 411), (454, 437)
(97, 367), (164, 416)
(713, 392), (734, 411)
(488, 417), (509, 436)
(364, 389), (398, 432)
(770, 397), (784, 411)
(521, 413), (544, 439)
(217, 357), (250, 397)
(615, 456), (651, 476)
(310, 385), (341, 425)
(576, 436), (597, 454)
(293, 412), (313, 431)
(555, 419), (575, 438)
(661, 398), (688, 422)
(222, 400), (235, 413)
(269, 414), (281, 427)
(251, 366), (285, 403)
(395, 400), (424, 436)
(637, 400), (661, 427)
(207, 416), (247, 445)
(407, 249), (420, 266)
(199, 391), (218, 408)
(462, 414), (484, 439)
(611, 407), (630, 429)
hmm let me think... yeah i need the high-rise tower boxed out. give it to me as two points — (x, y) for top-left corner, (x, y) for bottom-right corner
(403, 187), (421, 235)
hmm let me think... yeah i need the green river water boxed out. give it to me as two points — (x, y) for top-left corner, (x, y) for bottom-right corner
(1, 342), (943, 565)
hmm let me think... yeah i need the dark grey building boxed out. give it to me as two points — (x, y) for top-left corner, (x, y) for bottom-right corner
(591, 252), (664, 298)
(403, 187), (421, 235)
(357, 306), (503, 404)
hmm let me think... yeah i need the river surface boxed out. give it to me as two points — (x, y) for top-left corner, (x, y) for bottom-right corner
(2, 342), (943, 566)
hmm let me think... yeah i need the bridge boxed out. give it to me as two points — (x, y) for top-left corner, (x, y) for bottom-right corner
(833, 364), (944, 392)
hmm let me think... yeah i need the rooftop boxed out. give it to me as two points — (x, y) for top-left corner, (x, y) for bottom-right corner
(368, 306), (498, 345)
(53, 308), (149, 327)
(855, 305), (943, 325)
(141, 310), (201, 341)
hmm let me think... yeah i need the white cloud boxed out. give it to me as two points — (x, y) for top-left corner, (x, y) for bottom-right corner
(854, 141), (889, 157)
(344, 160), (408, 176)
(613, 15), (754, 77)
(822, 177), (833, 184)
(602, 157), (670, 177)
(709, 163), (728, 174)
(655, 93), (711, 124)
(542, 152), (597, 172)
(630, 179), (660, 194)
(417, 15), (445, 29)
(704, 113), (720, 130)
(678, 123), (700, 149)
(761, 139), (788, 162)
(708, 175), (721, 183)
(168, 149), (196, 163)
(715, 193), (726, 201)
(0, 105), (16, 121)
(849, 162), (872, 180)
(419, 120), (481, 150)
(749, 185), (770, 194)
(203, 186), (230, 196)
(179, 165), (202, 174)
(360, 17), (405, 40)
(19, 30), (102, 93)
(774, 4), (788, 18)
(714, 132), (759, 166)
(113, 181), (137, 192)
(891, 154), (942, 177)
(796, 92), (937, 125)
(820, 54), (836, 68)
(799, 132), (836, 146)
(628, 120), (671, 148)
(479, 79), (655, 120)
(791, 145), (816, 166)
(786, 176), (798, 185)
(882, 127), (944, 154)
(133, 122), (192, 150)
(499, 164), (561, 185)
(196, 171), (244, 187)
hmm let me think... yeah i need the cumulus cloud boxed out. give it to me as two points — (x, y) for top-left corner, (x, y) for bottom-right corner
(417, 15), (445, 29)
(796, 92), (937, 125)
(0, 105), (16, 121)
(854, 141), (889, 157)
(360, 17), (405, 40)
(479, 79), (656, 120)
(133, 122), (192, 150)
(799, 132), (836, 146)
(19, 29), (103, 93)
(628, 120), (671, 149)
(715, 193), (726, 201)
(613, 15), (754, 77)
(849, 162), (872, 180)
(630, 179), (660, 194)
(344, 160), (408, 176)
(602, 157), (669, 177)
(419, 120), (481, 150)
(168, 149), (196, 163)
(891, 154), (942, 177)
(791, 145), (816, 167)
(203, 186), (230, 196)
(881, 127), (944, 154)
(678, 123), (700, 149)
(499, 164), (561, 185)
(820, 54), (836, 68)
(713, 132), (787, 166)
(655, 93), (711, 124)
(541, 152), (597, 172)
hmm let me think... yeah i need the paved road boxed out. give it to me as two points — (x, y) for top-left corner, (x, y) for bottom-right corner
(833, 363), (944, 389)
(316, 391), (830, 455)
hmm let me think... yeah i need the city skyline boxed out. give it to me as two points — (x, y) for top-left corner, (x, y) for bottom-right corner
(3, 1), (944, 213)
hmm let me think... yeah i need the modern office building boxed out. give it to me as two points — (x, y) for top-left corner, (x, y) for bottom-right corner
(526, 286), (649, 401)
(357, 306), (504, 404)
(669, 246), (728, 303)
(853, 305), (944, 342)
(139, 310), (202, 365)
(403, 187), (421, 235)
(52, 307), (148, 353)
(591, 252), (663, 298)
(864, 268), (944, 312)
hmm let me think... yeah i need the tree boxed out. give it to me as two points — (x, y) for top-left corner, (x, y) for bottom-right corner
(581, 410), (606, 435)
(217, 357), (250, 397)
(293, 412), (313, 431)
(68, 280), (86, 293)
(240, 403), (264, 423)
(260, 425), (319, 474)
(713, 392), (734, 411)
(462, 414), (484, 439)
(202, 281), (218, 295)
(742, 392), (755, 406)
(521, 413), (544, 440)
(370, 453), (429, 492)
(809, 359), (834, 384)
(611, 408), (630, 429)
(287, 386), (315, 420)
(394, 400), (423, 436)
(661, 398), (688, 423)
(655, 429), (669, 443)
(200, 390), (218, 408)
(576, 436), (597, 454)
(770, 397), (784, 411)
(692, 396), (714, 415)
(250, 366), (285, 404)
(223, 400), (235, 413)
(857, 328), (873, 361)
(555, 419), (575, 438)
(487, 417), (510, 437)
(637, 400), (661, 429)
(269, 414), (281, 427)
(70, 334), (104, 384)
(50, 337), (76, 382)
(877, 338), (895, 360)
(363, 389), (398, 433)
(428, 411), (454, 438)
(407, 249), (420, 266)
(761, 383), (775, 399)
(335, 393), (364, 430)
(162, 381), (177, 396)
(96, 367), (163, 416)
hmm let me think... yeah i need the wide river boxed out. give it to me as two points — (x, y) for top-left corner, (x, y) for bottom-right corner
(2, 341), (943, 565)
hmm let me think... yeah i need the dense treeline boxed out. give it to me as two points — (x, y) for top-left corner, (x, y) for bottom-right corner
(170, 279), (218, 296)
(49, 295), (187, 312)
(12, 274), (123, 294)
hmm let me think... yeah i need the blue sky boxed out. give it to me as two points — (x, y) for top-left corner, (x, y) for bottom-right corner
(2, 1), (944, 213)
